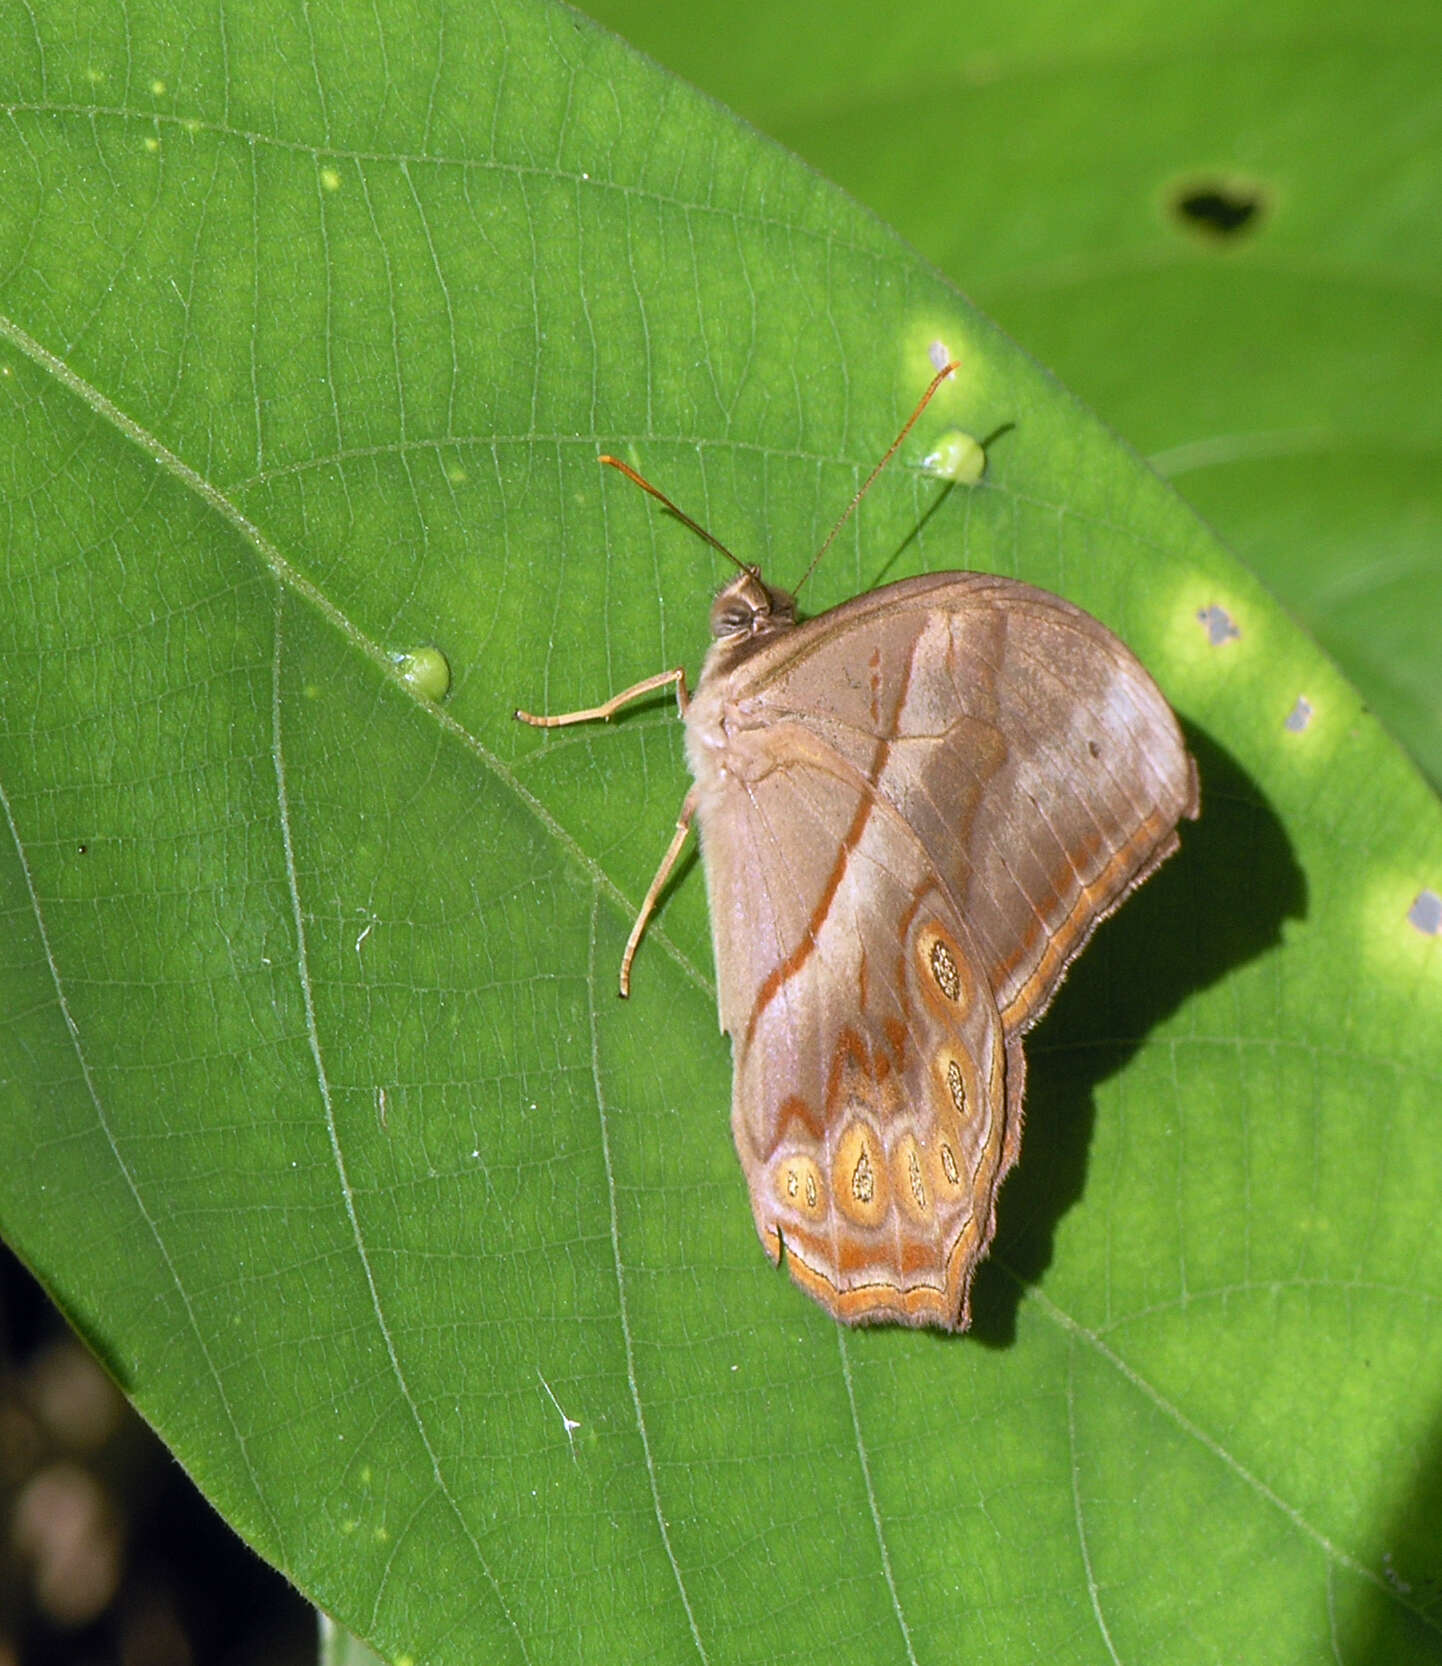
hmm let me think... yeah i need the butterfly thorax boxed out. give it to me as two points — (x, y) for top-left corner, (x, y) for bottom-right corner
(683, 569), (800, 800)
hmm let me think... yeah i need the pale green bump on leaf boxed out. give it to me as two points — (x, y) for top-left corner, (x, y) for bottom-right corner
(919, 427), (986, 485)
(391, 647), (451, 703)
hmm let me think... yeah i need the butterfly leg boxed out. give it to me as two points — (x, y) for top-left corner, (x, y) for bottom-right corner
(619, 790), (697, 998)
(514, 666), (689, 727)
(515, 671), (695, 993)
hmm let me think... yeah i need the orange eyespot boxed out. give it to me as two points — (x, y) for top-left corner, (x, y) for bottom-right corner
(833, 1123), (888, 1228)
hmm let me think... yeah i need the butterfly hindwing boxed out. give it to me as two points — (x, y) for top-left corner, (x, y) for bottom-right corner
(690, 724), (1012, 1328)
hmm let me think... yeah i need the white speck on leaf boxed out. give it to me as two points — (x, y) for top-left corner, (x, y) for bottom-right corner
(538, 1371), (581, 1463)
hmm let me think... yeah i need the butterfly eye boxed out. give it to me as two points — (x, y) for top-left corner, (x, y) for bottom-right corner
(945, 1059), (966, 1115)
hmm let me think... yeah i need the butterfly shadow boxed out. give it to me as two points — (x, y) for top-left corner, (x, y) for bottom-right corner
(967, 722), (1308, 1348)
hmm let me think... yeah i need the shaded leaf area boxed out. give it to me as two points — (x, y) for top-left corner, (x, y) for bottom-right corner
(1, 3), (1440, 1664)
(585, 0), (1442, 789)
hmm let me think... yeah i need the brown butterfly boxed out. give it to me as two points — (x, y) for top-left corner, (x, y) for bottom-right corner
(517, 366), (1199, 1329)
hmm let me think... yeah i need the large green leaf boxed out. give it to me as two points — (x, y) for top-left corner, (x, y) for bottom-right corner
(1, 2), (1439, 1663)
(587, 0), (1442, 790)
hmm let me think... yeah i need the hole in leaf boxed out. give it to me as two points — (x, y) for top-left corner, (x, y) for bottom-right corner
(1170, 180), (1266, 240)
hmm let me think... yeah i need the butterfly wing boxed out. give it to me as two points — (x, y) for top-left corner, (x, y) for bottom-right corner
(726, 571), (1199, 1035)
(686, 713), (1013, 1328)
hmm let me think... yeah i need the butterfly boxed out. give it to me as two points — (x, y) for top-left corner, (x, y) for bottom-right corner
(517, 366), (1199, 1329)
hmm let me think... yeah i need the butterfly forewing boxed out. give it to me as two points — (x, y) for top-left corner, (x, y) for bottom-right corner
(715, 573), (1199, 1035)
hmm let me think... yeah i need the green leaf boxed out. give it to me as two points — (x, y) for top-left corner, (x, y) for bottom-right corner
(1, 2), (1439, 1665)
(586, 0), (1442, 791)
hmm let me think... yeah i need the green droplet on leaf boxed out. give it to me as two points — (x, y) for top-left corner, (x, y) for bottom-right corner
(920, 428), (985, 485)
(392, 646), (451, 703)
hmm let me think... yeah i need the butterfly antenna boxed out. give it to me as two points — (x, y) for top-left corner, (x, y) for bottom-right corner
(794, 358), (960, 597)
(597, 454), (749, 573)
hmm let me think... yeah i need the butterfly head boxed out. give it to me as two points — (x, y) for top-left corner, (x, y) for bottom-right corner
(709, 568), (796, 643)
